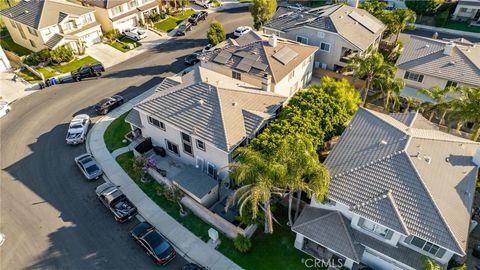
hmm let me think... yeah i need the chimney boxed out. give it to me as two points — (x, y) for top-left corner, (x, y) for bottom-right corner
(473, 148), (480, 166)
(268, 34), (277, 48)
(444, 42), (455, 55)
(262, 74), (272, 92)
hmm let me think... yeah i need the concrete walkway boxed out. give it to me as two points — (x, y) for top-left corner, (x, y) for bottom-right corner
(0, 70), (39, 103)
(86, 86), (242, 270)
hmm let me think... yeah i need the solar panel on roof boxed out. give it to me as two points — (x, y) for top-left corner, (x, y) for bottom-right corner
(252, 62), (268, 71)
(348, 11), (382, 33)
(236, 63), (252, 72)
(272, 47), (299, 65)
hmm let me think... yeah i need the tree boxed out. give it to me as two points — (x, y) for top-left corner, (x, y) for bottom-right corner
(448, 87), (480, 141)
(179, 0), (189, 14)
(50, 46), (74, 64)
(250, 0), (277, 30)
(383, 8), (416, 43)
(359, 0), (387, 18)
(207, 20), (226, 46)
(418, 86), (453, 123)
(406, 0), (444, 15)
(421, 256), (441, 270)
(226, 148), (286, 234)
(373, 77), (404, 112)
(401, 96), (421, 112)
(345, 46), (396, 105)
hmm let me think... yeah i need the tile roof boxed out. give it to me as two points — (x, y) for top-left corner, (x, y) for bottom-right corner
(0, 0), (94, 29)
(82, 0), (130, 9)
(324, 108), (480, 255)
(135, 66), (286, 152)
(292, 207), (364, 262)
(45, 33), (64, 48)
(125, 108), (142, 128)
(264, 5), (386, 51)
(395, 36), (480, 87)
(201, 31), (317, 84)
(458, 0), (480, 7)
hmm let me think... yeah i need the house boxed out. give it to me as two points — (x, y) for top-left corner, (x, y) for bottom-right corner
(199, 31), (318, 97)
(263, 5), (385, 72)
(80, 0), (160, 32)
(293, 107), (480, 269)
(394, 35), (480, 102)
(0, 0), (102, 53)
(126, 65), (286, 199)
(0, 45), (11, 72)
(452, 0), (480, 26)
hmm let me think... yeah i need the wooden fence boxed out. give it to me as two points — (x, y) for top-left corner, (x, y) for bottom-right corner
(312, 68), (366, 90)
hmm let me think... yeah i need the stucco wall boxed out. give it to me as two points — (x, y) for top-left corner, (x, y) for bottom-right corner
(2, 18), (47, 52)
(395, 68), (479, 90)
(452, 3), (480, 21)
(273, 53), (314, 96)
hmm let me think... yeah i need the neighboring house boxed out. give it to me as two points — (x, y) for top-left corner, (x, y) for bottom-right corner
(199, 31), (318, 97)
(126, 65), (286, 192)
(395, 35), (480, 102)
(452, 0), (480, 25)
(0, 46), (11, 72)
(263, 5), (385, 72)
(0, 0), (102, 53)
(81, 0), (160, 32)
(293, 107), (480, 269)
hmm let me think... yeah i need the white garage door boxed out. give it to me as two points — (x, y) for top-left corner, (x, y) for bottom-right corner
(82, 31), (101, 46)
(117, 17), (137, 32)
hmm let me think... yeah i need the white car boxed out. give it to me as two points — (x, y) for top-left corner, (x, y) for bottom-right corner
(194, 0), (213, 8)
(0, 101), (11, 118)
(233, 26), (252, 38)
(66, 114), (91, 145)
(202, 44), (213, 53)
(124, 27), (147, 41)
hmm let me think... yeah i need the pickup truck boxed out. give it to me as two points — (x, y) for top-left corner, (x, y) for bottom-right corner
(95, 182), (137, 223)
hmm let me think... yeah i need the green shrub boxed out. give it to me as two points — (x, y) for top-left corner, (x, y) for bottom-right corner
(104, 29), (120, 40)
(24, 48), (51, 66)
(435, 9), (449, 27)
(50, 46), (74, 64)
(233, 235), (252, 253)
(149, 12), (166, 23)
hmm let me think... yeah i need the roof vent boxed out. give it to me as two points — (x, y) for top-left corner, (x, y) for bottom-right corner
(269, 34), (278, 48)
(445, 157), (450, 163)
(425, 156), (432, 164)
(444, 42), (455, 55)
(339, 15), (344, 19)
(449, 60), (456, 65)
(416, 151), (422, 159)
(232, 102), (238, 106)
(425, 44), (430, 48)
(198, 99), (205, 106)
(465, 191), (471, 197)
(24, 10), (29, 14)
(473, 148), (480, 166)
(380, 140), (388, 145)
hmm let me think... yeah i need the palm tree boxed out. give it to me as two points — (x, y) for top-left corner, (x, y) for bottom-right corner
(346, 47), (396, 105)
(385, 9), (417, 43)
(418, 86), (453, 124)
(226, 148), (286, 234)
(374, 77), (405, 112)
(448, 87), (480, 141)
(401, 96), (421, 112)
(275, 137), (330, 225)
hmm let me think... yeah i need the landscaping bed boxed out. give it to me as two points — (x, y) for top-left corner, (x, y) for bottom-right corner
(115, 150), (320, 270)
(50, 56), (98, 73)
(154, 9), (195, 32)
(104, 111), (131, 152)
(109, 36), (142, 53)
(444, 20), (480, 33)
(16, 68), (41, 83)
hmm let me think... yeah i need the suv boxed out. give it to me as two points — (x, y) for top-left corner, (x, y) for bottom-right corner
(176, 22), (192, 36)
(95, 95), (124, 115)
(124, 27), (147, 40)
(71, 63), (105, 81)
(188, 11), (208, 25)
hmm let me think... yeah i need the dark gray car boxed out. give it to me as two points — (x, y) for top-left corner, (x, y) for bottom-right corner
(75, 153), (103, 180)
(176, 22), (192, 36)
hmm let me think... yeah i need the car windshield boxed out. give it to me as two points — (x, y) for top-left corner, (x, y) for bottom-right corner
(144, 232), (170, 256)
(70, 123), (83, 129)
(97, 99), (109, 106)
(85, 163), (99, 174)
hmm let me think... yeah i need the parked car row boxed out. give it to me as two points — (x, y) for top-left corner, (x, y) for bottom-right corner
(176, 11), (208, 36)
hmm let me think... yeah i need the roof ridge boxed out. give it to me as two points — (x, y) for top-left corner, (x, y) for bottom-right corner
(385, 191), (410, 234)
(402, 151), (465, 255)
(409, 128), (480, 145)
(36, 0), (47, 29)
(260, 41), (278, 83)
(215, 86), (230, 151)
(362, 108), (409, 135)
(336, 211), (362, 262)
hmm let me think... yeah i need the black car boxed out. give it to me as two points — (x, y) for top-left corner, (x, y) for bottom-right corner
(131, 222), (176, 265)
(71, 62), (105, 81)
(184, 53), (200, 65)
(182, 263), (206, 270)
(188, 11), (208, 25)
(95, 95), (124, 115)
(176, 22), (192, 36)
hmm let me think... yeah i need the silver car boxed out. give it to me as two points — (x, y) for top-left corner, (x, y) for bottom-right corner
(66, 114), (90, 145)
(75, 153), (103, 180)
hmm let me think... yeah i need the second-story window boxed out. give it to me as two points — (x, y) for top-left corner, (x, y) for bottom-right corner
(29, 39), (36, 48)
(320, 42), (330, 52)
(404, 71), (424, 83)
(112, 5), (124, 16)
(27, 27), (38, 36)
(147, 116), (165, 130)
(408, 236), (447, 258)
(358, 217), (393, 239)
(296, 36), (308, 44)
(10, 19), (16, 28)
(232, 70), (241, 80)
(446, 80), (457, 88)
(128, 0), (138, 8)
(181, 132), (193, 156)
(288, 69), (295, 81)
(196, 139), (205, 151)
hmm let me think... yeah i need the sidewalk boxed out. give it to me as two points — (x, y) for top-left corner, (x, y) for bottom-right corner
(86, 87), (242, 270)
(0, 70), (38, 103)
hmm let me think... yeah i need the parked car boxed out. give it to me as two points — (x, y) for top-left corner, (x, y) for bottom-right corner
(0, 101), (11, 118)
(194, 0), (212, 8)
(131, 222), (176, 265)
(182, 263), (206, 270)
(124, 27), (147, 40)
(287, 3), (305, 11)
(184, 53), (200, 65)
(188, 11), (208, 25)
(75, 153), (103, 180)
(176, 22), (192, 36)
(66, 114), (90, 145)
(233, 26), (252, 38)
(95, 95), (124, 115)
(201, 44), (213, 53)
(96, 182), (137, 223)
(71, 62), (105, 81)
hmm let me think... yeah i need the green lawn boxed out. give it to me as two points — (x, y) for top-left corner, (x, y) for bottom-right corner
(239, 0), (253, 2)
(50, 56), (99, 73)
(115, 150), (320, 270)
(16, 68), (41, 83)
(104, 111), (131, 152)
(0, 36), (32, 56)
(36, 67), (57, 79)
(444, 20), (480, 33)
(154, 9), (195, 32)
(109, 36), (142, 53)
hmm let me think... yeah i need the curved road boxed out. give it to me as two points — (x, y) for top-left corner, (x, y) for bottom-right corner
(0, 7), (252, 270)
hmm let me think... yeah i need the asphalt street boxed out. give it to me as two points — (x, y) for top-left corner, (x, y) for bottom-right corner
(0, 7), (252, 270)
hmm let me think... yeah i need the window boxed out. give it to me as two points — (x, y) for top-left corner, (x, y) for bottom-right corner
(27, 27), (38, 36)
(358, 217), (393, 239)
(128, 0), (138, 8)
(65, 21), (76, 31)
(165, 140), (179, 155)
(207, 162), (217, 178)
(303, 54), (313, 67)
(29, 39), (36, 48)
(296, 36), (308, 44)
(460, 7), (468, 12)
(16, 22), (26, 39)
(408, 236), (447, 258)
(196, 139), (205, 151)
(112, 5), (124, 16)
(232, 70), (241, 80)
(320, 42), (330, 52)
(147, 116), (165, 130)
(404, 71), (424, 82)
(446, 80), (457, 88)
(10, 19), (16, 28)
(44, 27), (52, 35)
(288, 70), (295, 81)
(181, 132), (193, 156)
